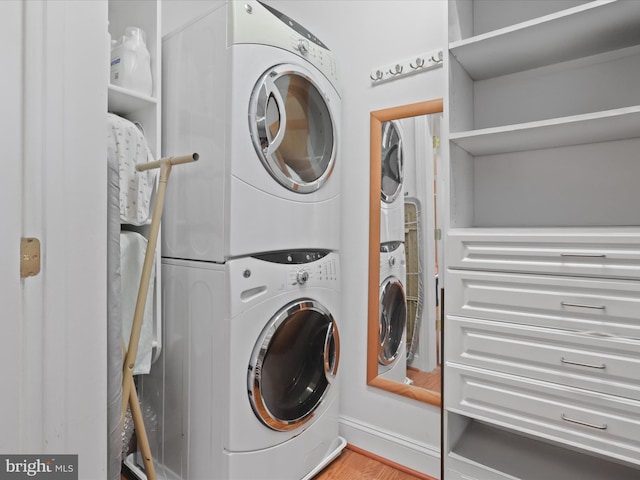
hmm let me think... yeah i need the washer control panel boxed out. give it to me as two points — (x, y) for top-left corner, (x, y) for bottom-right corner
(288, 256), (337, 288)
(233, 1), (340, 87)
(250, 250), (338, 288)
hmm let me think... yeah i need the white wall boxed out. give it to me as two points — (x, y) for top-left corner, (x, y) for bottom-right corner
(162, 1), (447, 476)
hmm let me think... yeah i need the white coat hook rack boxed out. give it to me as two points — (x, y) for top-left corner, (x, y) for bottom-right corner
(370, 49), (443, 85)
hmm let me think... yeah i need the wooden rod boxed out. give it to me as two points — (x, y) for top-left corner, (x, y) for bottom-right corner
(120, 153), (197, 480)
(136, 152), (199, 171)
(123, 153), (199, 411)
(121, 161), (170, 413)
(129, 383), (157, 480)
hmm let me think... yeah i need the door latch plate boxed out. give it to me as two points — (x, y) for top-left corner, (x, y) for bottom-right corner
(21, 237), (41, 278)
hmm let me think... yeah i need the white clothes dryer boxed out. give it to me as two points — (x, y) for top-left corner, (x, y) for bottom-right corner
(378, 241), (407, 383)
(139, 251), (345, 480)
(162, 1), (341, 262)
(380, 121), (405, 244)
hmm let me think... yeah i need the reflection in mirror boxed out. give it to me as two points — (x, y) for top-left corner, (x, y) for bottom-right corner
(368, 99), (443, 406)
(402, 113), (442, 393)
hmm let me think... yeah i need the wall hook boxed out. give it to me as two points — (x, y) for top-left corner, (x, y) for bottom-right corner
(388, 64), (403, 76)
(430, 51), (444, 64)
(410, 57), (425, 69)
(369, 49), (442, 85)
(370, 69), (383, 81)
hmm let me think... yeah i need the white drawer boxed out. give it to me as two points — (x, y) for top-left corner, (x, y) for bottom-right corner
(447, 228), (640, 280)
(446, 269), (640, 339)
(446, 364), (640, 466)
(447, 315), (640, 401)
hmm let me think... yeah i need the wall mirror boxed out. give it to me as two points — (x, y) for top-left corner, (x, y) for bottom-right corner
(368, 99), (443, 406)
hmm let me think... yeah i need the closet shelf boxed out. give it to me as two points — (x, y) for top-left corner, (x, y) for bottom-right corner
(449, 0), (640, 80)
(448, 226), (640, 237)
(108, 84), (157, 115)
(449, 105), (640, 156)
(448, 419), (640, 480)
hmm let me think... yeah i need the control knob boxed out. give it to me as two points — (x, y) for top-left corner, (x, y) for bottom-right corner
(296, 270), (309, 285)
(297, 38), (310, 55)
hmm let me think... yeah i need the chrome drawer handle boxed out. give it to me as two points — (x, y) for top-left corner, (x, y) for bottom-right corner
(561, 357), (606, 369)
(561, 413), (607, 430)
(560, 253), (606, 258)
(561, 301), (606, 310)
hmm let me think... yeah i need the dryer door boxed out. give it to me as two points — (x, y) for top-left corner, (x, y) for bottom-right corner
(249, 64), (337, 193)
(379, 276), (407, 365)
(381, 121), (404, 204)
(248, 298), (340, 431)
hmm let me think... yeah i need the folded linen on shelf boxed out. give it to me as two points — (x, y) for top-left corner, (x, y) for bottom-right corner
(120, 231), (155, 375)
(107, 113), (156, 225)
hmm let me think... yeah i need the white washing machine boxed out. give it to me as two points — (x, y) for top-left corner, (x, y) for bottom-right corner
(378, 241), (407, 383)
(162, 1), (341, 262)
(380, 120), (405, 244)
(139, 251), (345, 480)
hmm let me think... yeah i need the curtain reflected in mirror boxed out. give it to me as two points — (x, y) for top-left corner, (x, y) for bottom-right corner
(368, 99), (443, 406)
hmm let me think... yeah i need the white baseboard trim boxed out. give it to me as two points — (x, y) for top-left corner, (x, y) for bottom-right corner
(339, 415), (441, 479)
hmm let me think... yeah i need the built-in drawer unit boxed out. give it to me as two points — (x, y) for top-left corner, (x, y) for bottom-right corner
(446, 269), (640, 339)
(447, 228), (640, 280)
(446, 364), (640, 467)
(447, 315), (640, 401)
(446, 0), (640, 475)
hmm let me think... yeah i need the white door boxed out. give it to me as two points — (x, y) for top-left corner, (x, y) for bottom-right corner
(0, 0), (24, 453)
(1, 1), (108, 476)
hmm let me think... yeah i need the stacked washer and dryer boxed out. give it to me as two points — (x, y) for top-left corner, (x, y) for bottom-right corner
(139, 2), (345, 479)
(378, 121), (408, 384)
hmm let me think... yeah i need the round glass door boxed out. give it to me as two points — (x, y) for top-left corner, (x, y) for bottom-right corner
(249, 64), (337, 193)
(380, 121), (403, 204)
(378, 276), (407, 365)
(248, 299), (340, 431)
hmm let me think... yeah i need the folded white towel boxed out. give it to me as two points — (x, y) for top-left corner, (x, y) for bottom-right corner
(107, 113), (156, 225)
(120, 231), (155, 375)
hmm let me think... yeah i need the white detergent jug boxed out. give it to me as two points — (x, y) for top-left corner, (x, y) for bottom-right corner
(111, 27), (152, 97)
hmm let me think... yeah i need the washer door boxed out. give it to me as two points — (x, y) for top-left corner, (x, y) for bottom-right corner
(379, 276), (407, 365)
(249, 64), (337, 193)
(248, 299), (340, 431)
(381, 121), (403, 204)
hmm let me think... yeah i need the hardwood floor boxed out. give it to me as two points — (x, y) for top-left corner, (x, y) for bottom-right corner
(121, 445), (436, 480)
(315, 446), (435, 480)
(406, 366), (441, 393)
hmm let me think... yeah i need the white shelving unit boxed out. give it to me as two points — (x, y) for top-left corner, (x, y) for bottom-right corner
(444, 1), (640, 478)
(108, 0), (162, 363)
(449, 0), (640, 80)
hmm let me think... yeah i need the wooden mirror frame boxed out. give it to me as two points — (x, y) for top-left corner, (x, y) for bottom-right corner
(367, 98), (443, 406)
